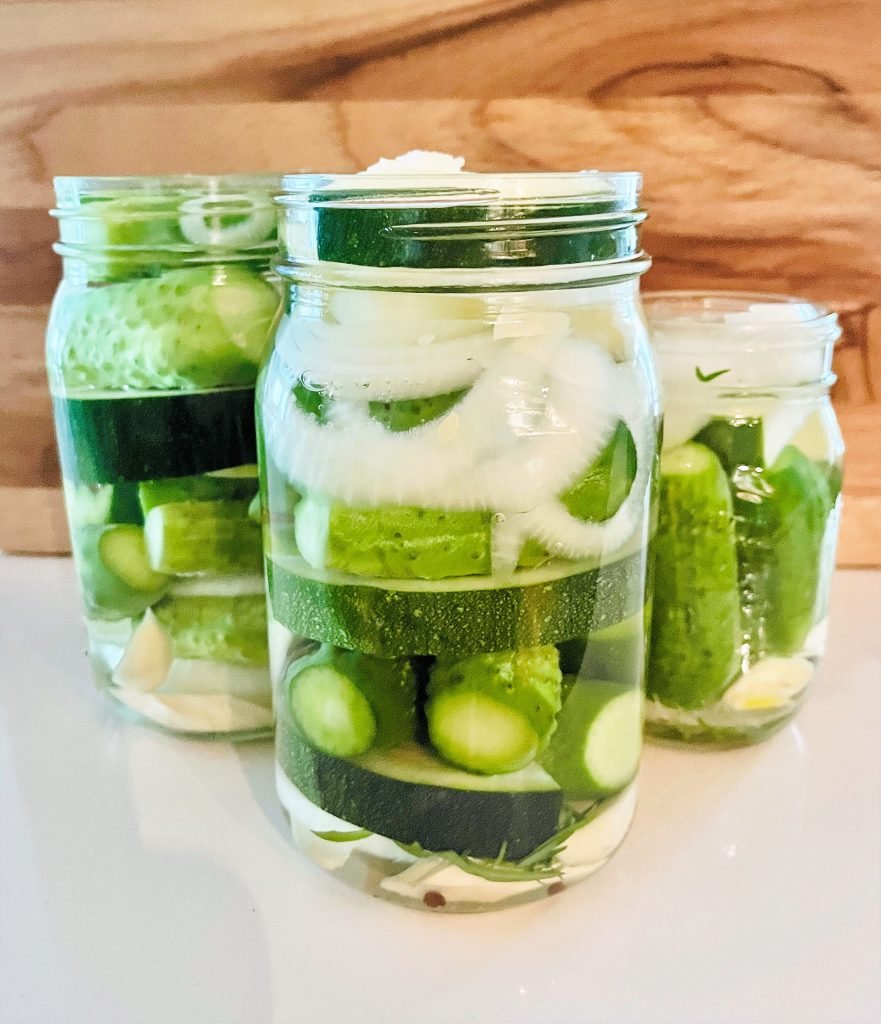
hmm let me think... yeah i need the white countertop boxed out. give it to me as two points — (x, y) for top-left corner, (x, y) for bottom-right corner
(1, 558), (880, 1024)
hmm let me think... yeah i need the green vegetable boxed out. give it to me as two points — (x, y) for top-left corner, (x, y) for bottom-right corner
(647, 443), (741, 709)
(540, 680), (641, 799)
(152, 593), (268, 666)
(76, 524), (170, 619)
(57, 267), (278, 391)
(286, 645), (416, 757)
(138, 472), (257, 514)
(294, 497), (492, 580)
(311, 192), (636, 269)
(761, 446), (833, 654)
(368, 390), (466, 432)
(426, 646), (562, 774)
(52, 388), (258, 486)
(144, 500), (263, 575)
(519, 420), (637, 567)
(277, 734), (564, 860)
(558, 606), (647, 686)
(64, 195), (185, 282)
(266, 549), (645, 658)
(693, 417), (763, 475)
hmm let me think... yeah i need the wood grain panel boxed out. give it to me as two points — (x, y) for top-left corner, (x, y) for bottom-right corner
(0, 0), (879, 562)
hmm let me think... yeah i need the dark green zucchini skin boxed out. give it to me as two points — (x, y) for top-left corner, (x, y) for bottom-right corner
(277, 726), (564, 860)
(267, 549), (647, 658)
(311, 194), (639, 269)
(52, 387), (257, 485)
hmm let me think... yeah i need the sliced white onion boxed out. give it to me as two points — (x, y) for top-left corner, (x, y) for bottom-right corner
(516, 391), (655, 559)
(266, 334), (628, 512)
(178, 193), (275, 248)
(328, 289), (486, 325)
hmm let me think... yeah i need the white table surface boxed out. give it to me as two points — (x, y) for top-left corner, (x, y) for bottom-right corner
(1, 557), (879, 1024)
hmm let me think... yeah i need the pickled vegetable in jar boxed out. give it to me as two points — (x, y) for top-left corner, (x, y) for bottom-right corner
(47, 175), (282, 738)
(644, 291), (844, 746)
(260, 162), (659, 911)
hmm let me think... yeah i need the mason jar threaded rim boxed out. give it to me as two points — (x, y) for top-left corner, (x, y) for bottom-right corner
(52, 173), (282, 264)
(275, 170), (648, 284)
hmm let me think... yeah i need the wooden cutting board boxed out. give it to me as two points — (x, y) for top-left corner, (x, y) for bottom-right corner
(1, 0), (879, 564)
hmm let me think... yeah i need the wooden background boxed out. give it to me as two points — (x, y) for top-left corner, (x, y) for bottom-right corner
(1, 0), (879, 564)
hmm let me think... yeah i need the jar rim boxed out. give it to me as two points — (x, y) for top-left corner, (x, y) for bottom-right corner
(52, 173), (282, 210)
(276, 171), (642, 210)
(643, 290), (840, 341)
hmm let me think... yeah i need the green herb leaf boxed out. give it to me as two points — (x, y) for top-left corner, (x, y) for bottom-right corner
(695, 366), (731, 383)
(391, 802), (604, 884)
(313, 828), (373, 843)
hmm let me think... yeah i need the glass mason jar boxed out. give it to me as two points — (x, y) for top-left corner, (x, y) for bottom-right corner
(47, 175), (282, 738)
(644, 291), (844, 746)
(260, 171), (659, 911)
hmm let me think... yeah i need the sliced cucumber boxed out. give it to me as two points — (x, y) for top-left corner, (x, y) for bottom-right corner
(52, 388), (257, 486)
(99, 525), (170, 593)
(62, 194), (185, 282)
(57, 267), (278, 391)
(144, 500), (263, 576)
(108, 482), (144, 525)
(267, 549), (644, 657)
(276, 733), (564, 859)
(519, 419), (638, 566)
(692, 417), (763, 475)
(311, 192), (637, 269)
(540, 680), (641, 799)
(289, 663), (377, 758)
(286, 646), (416, 756)
(138, 471), (257, 514)
(152, 593), (268, 666)
(368, 390), (467, 433)
(294, 497), (492, 579)
(75, 526), (169, 620)
(647, 443), (741, 709)
(426, 646), (562, 774)
(558, 606), (648, 686)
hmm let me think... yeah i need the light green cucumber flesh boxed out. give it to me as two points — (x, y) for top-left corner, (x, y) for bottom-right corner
(295, 497), (492, 580)
(540, 681), (641, 798)
(99, 525), (169, 592)
(285, 645), (416, 752)
(427, 691), (540, 775)
(75, 525), (169, 620)
(289, 664), (377, 758)
(138, 472), (257, 514)
(647, 442), (741, 709)
(427, 645), (562, 773)
(144, 500), (263, 575)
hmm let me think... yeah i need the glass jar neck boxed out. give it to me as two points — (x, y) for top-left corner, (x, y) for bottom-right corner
(275, 170), (648, 286)
(52, 174), (280, 281)
(645, 291), (840, 394)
